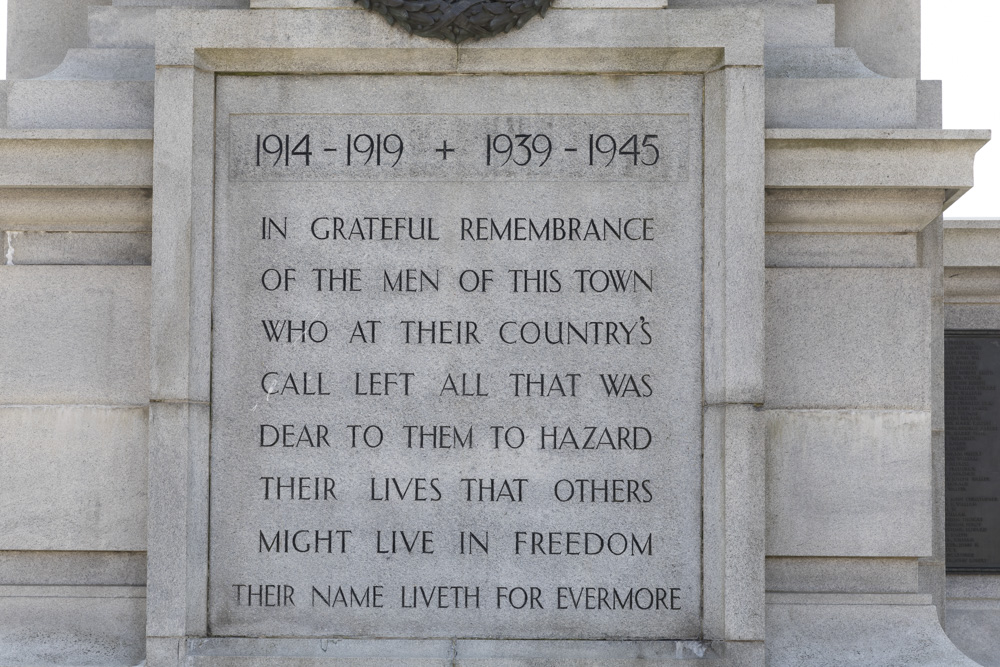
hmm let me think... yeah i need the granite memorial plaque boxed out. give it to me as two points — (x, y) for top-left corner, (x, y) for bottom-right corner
(946, 331), (1000, 572)
(209, 74), (705, 639)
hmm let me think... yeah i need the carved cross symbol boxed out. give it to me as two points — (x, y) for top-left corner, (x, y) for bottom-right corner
(435, 140), (456, 160)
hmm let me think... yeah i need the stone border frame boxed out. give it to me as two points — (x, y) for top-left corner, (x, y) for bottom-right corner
(147, 7), (765, 665)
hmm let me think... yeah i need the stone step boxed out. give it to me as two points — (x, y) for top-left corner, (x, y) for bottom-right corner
(764, 5), (834, 48)
(89, 7), (157, 49)
(765, 78), (918, 129)
(7, 80), (154, 129)
(766, 47), (881, 79)
(37, 48), (154, 81)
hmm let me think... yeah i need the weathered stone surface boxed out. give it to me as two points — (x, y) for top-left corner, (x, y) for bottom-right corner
(146, 401), (210, 638)
(945, 220), (1000, 268)
(765, 233), (918, 269)
(766, 557), (920, 595)
(7, 80), (154, 130)
(765, 130), (988, 194)
(0, 130), (152, 188)
(5, 231), (151, 265)
(946, 305), (1000, 330)
(768, 599), (980, 666)
(0, 585), (145, 666)
(155, 8), (764, 69)
(89, 6), (157, 48)
(766, 269), (931, 410)
(38, 47), (154, 80)
(765, 188), (945, 234)
(0, 406), (148, 551)
(833, 0), (920, 79)
(0, 551), (146, 586)
(0, 265), (150, 404)
(944, 268), (1000, 302)
(702, 64), (766, 407)
(761, 5), (833, 48)
(0, 187), (152, 232)
(765, 79), (916, 129)
(7, 0), (102, 80)
(947, 574), (1000, 667)
(766, 410), (932, 557)
(947, 607), (1000, 667)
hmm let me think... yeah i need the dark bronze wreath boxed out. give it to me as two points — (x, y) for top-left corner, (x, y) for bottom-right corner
(355, 0), (552, 43)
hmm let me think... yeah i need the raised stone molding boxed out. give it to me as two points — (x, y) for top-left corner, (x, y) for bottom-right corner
(147, 7), (766, 665)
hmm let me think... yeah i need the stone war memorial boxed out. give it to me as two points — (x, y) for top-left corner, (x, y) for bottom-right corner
(3, 0), (1000, 665)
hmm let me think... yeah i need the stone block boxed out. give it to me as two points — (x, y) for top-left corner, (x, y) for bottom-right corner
(0, 266), (150, 405)
(948, 573), (1000, 600)
(833, 0), (920, 79)
(89, 7), (158, 48)
(766, 409), (932, 558)
(146, 636), (185, 667)
(945, 224), (1000, 267)
(762, 5), (834, 48)
(765, 188), (944, 235)
(767, 600), (980, 666)
(0, 585), (145, 666)
(0, 188), (152, 232)
(764, 129), (988, 192)
(919, 558), (946, 627)
(765, 233), (918, 269)
(38, 48), (154, 81)
(703, 405), (766, 641)
(183, 638), (453, 665)
(945, 305), (1000, 330)
(765, 557), (920, 594)
(766, 268), (931, 410)
(764, 47), (878, 79)
(946, 573), (1000, 664)
(765, 79), (916, 130)
(944, 268), (1000, 301)
(5, 231), (152, 265)
(154, 8), (762, 70)
(917, 80), (943, 130)
(702, 65), (766, 405)
(0, 551), (146, 586)
(7, 80), (154, 130)
(0, 131), (153, 188)
(0, 406), (148, 551)
(454, 639), (721, 664)
(946, 607), (1000, 667)
(7, 0), (105, 80)
(147, 401), (210, 638)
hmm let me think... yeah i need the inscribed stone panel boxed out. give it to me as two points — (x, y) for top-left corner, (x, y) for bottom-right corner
(208, 74), (705, 639)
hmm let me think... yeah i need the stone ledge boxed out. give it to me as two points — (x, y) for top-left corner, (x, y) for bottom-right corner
(0, 585), (146, 598)
(765, 130), (989, 209)
(945, 219), (1000, 268)
(183, 638), (740, 664)
(766, 593), (932, 606)
(156, 7), (763, 69)
(0, 130), (152, 188)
